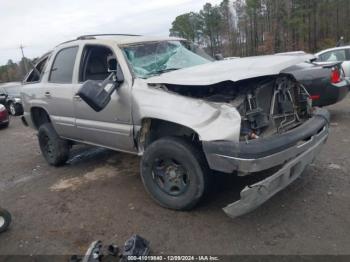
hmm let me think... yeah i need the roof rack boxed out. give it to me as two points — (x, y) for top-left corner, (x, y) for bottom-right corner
(77, 33), (141, 40)
(57, 34), (142, 46)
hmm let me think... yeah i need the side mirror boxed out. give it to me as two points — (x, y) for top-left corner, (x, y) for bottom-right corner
(78, 63), (124, 112)
(107, 57), (124, 83)
(108, 58), (117, 72)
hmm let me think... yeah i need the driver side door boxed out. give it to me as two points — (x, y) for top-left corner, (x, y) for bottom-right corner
(73, 44), (135, 152)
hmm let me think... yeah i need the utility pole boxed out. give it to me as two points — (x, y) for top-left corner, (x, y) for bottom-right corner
(20, 44), (28, 74)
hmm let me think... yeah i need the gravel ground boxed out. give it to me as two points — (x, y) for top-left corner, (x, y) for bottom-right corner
(0, 97), (349, 256)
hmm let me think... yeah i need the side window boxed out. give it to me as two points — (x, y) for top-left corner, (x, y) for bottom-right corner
(49, 46), (78, 83)
(79, 45), (114, 82)
(26, 55), (50, 83)
(346, 48), (350, 60)
(319, 49), (346, 62)
(0, 87), (6, 95)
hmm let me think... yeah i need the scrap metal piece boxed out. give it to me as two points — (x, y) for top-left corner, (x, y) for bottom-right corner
(82, 240), (104, 262)
(121, 235), (150, 261)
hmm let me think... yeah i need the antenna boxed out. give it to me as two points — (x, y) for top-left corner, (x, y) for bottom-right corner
(19, 44), (28, 74)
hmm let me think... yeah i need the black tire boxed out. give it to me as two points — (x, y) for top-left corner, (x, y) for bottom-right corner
(141, 137), (210, 210)
(38, 123), (70, 166)
(0, 208), (12, 233)
(0, 121), (9, 129)
(8, 102), (22, 116)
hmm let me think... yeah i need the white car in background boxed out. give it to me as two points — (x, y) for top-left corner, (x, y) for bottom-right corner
(315, 45), (350, 80)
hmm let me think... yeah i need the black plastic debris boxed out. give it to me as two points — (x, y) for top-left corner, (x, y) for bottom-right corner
(70, 235), (150, 262)
(121, 234), (150, 260)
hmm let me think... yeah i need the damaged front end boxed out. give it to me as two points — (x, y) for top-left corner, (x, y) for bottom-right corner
(144, 55), (330, 218)
(197, 75), (330, 218)
(156, 74), (329, 218)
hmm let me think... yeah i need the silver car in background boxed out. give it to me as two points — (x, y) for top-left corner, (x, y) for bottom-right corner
(315, 45), (350, 80)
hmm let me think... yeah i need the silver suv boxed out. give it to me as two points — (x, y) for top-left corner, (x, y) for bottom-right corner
(21, 34), (331, 217)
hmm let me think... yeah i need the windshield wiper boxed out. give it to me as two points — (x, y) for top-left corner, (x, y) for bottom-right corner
(150, 68), (181, 76)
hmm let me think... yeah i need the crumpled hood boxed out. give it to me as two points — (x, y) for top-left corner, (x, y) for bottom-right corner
(147, 54), (315, 86)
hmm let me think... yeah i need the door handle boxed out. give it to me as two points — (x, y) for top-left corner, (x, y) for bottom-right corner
(44, 91), (51, 98)
(73, 95), (82, 101)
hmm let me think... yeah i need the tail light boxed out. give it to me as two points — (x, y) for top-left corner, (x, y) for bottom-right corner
(331, 67), (343, 84)
(0, 104), (8, 118)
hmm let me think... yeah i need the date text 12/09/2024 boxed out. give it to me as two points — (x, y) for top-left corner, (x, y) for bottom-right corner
(127, 255), (220, 261)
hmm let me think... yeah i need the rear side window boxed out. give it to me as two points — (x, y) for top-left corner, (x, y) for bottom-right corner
(49, 46), (78, 83)
(346, 48), (350, 60)
(319, 49), (347, 62)
(25, 55), (50, 83)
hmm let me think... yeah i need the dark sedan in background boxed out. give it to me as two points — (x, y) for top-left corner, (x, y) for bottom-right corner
(277, 52), (350, 107)
(285, 61), (349, 107)
(0, 82), (23, 116)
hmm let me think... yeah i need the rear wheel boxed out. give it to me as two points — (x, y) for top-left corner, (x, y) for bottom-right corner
(38, 123), (70, 166)
(141, 137), (210, 210)
(0, 208), (11, 233)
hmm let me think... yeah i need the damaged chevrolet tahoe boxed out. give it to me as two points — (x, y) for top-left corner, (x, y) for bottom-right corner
(21, 35), (338, 218)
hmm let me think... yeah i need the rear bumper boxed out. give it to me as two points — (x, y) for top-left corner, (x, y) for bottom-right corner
(223, 129), (327, 218)
(310, 80), (349, 107)
(203, 108), (329, 174)
(0, 119), (9, 125)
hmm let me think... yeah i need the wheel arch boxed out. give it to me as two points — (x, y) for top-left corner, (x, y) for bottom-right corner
(136, 118), (201, 153)
(30, 106), (52, 130)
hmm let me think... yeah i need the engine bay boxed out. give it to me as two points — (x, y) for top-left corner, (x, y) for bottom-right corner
(160, 75), (312, 140)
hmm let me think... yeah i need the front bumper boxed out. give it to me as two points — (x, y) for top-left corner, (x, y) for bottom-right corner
(223, 128), (327, 218)
(203, 108), (329, 174)
(202, 108), (330, 218)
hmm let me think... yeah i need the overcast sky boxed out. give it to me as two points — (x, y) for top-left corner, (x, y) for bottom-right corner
(0, 0), (222, 65)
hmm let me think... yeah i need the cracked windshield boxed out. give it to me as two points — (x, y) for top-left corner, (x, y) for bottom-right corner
(122, 41), (213, 78)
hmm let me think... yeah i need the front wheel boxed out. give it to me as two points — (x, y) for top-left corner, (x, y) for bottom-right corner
(141, 137), (210, 210)
(0, 208), (12, 233)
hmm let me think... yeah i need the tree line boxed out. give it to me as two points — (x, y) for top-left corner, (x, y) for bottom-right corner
(2, 0), (350, 83)
(0, 58), (31, 83)
(170, 0), (350, 57)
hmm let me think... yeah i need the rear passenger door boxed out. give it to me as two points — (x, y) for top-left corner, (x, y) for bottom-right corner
(43, 46), (79, 138)
(73, 44), (135, 152)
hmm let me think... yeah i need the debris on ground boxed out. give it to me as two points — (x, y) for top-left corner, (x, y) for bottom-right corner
(0, 208), (12, 233)
(70, 235), (150, 262)
(327, 163), (342, 170)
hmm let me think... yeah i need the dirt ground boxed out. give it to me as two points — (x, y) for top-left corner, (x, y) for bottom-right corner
(0, 97), (350, 256)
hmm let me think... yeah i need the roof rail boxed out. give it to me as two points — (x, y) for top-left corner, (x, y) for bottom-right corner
(77, 33), (141, 40)
(57, 34), (142, 47)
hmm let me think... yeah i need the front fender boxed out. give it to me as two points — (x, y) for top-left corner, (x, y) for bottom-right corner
(132, 80), (241, 142)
